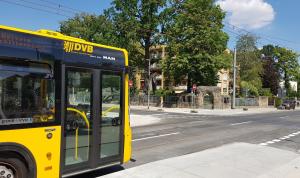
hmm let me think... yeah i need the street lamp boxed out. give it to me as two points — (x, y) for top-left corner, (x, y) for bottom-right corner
(232, 48), (237, 109)
(147, 58), (151, 109)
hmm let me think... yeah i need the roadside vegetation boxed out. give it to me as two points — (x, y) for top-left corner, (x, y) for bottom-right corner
(60, 0), (300, 98)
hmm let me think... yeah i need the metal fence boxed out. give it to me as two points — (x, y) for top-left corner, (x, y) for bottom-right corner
(130, 95), (269, 109)
(130, 95), (200, 108)
(130, 95), (218, 109)
(235, 98), (259, 107)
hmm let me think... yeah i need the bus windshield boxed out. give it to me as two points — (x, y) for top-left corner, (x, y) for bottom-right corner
(0, 59), (55, 126)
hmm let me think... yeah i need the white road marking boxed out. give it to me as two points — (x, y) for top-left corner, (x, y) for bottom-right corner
(259, 130), (300, 146)
(132, 132), (180, 142)
(280, 116), (289, 119)
(272, 139), (281, 142)
(151, 113), (169, 116)
(188, 120), (204, 124)
(230, 121), (252, 126)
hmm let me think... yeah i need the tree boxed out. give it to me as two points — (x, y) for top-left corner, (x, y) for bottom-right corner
(106, 0), (167, 66)
(260, 45), (280, 95)
(236, 34), (263, 96)
(274, 47), (299, 91)
(163, 0), (229, 90)
(105, 0), (167, 92)
(60, 13), (117, 46)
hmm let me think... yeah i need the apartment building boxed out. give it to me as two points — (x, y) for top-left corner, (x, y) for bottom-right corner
(135, 45), (230, 95)
(217, 69), (230, 96)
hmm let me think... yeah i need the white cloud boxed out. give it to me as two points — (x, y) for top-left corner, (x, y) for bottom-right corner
(216, 0), (275, 29)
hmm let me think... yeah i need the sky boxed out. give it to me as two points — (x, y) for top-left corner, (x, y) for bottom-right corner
(0, 0), (299, 52)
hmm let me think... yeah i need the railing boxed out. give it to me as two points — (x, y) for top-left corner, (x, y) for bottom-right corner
(130, 95), (206, 109)
(235, 98), (259, 107)
(130, 95), (270, 109)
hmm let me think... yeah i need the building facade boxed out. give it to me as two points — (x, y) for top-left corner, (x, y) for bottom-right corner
(135, 45), (230, 95)
(217, 69), (230, 96)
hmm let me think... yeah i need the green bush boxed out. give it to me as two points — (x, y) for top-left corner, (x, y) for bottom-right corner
(259, 88), (273, 97)
(155, 89), (173, 97)
(240, 81), (259, 97)
(287, 90), (298, 98)
(275, 98), (282, 108)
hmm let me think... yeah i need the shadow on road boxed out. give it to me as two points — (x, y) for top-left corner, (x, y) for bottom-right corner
(71, 165), (124, 178)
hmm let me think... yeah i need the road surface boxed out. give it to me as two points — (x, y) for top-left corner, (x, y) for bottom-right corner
(72, 109), (300, 177)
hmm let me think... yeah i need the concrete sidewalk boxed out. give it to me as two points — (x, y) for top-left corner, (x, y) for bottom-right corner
(130, 114), (162, 127)
(101, 143), (300, 178)
(131, 105), (298, 116)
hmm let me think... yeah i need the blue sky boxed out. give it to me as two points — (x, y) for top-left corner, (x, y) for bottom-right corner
(0, 0), (299, 52)
(0, 0), (110, 30)
(219, 0), (300, 52)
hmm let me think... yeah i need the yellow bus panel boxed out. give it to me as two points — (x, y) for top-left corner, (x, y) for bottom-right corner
(0, 126), (61, 178)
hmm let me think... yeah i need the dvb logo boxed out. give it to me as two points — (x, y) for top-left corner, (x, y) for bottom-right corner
(64, 41), (93, 54)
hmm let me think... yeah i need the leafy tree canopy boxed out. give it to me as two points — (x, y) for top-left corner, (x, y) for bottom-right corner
(105, 0), (167, 69)
(60, 13), (117, 46)
(236, 34), (263, 93)
(260, 45), (280, 95)
(163, 0), (229, 88)
(259, 44), (299, 96)
(274, 47), (299, 87)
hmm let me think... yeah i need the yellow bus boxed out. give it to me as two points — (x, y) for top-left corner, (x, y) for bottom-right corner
(0, 25), (132, 178)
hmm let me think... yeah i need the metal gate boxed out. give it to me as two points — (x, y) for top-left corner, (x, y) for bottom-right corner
(203, 93), (214, 109)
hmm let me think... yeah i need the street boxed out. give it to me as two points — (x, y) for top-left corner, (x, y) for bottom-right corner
(73, 109), (300, 177)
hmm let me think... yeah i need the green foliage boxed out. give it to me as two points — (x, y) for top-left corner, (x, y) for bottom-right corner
(214, 51), (232, 70)
(275, 97), (282, 108)
(236, 34), (263, 92)
(240, 81), (259, 97)
(260, 45), (300, 96)
(106, 0), (167, 69)
(274, 47), (299, 90)
(260, 45), (280, 96)
(287, 90), (298, 98)
(163, 0), (229, 87)
(154, 89), (173, 97)
(60, 13), (117, 46)
(260, 45), (275, 57)
(259, 88), (273, 97)
(236, 34), (258, 52)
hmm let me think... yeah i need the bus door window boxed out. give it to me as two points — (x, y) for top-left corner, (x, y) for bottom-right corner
(100, 73), (121, 158)
(65, 69), (92, 166)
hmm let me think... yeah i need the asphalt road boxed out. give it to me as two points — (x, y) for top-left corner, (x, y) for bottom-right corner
(72, 109), (300, 178)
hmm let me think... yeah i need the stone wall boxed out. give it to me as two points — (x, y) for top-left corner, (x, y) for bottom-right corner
(259, 96), (269, 108)
(196, 86), (223, 109)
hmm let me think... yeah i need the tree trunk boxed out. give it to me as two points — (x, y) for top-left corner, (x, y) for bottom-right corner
(284, 71), (290, 91)
(144, 36), (151, 93)
(187, 73), (192, 93)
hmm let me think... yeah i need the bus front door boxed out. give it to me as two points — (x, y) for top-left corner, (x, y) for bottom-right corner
(62, 67), (123, 174)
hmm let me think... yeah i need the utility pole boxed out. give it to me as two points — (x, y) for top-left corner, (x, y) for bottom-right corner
(147, 58), (151, 109)
(160, 46), (165, 110)
(232, 48), (237, 109)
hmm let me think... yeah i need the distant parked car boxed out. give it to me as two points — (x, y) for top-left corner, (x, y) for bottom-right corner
(279, 100), (296, 110)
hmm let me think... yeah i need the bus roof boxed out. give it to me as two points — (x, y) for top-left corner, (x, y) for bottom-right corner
(0, 25), (126, 53)
(0, 25), (128, 67)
